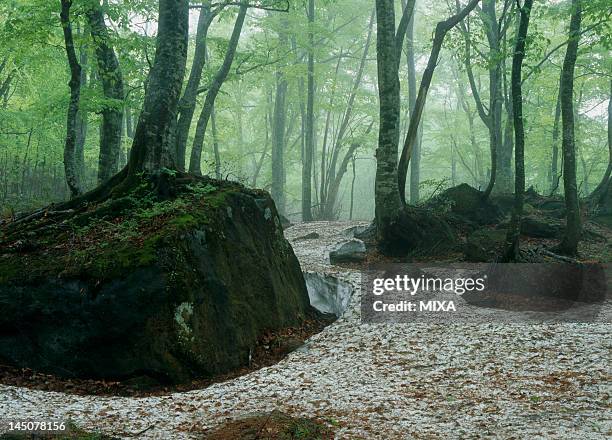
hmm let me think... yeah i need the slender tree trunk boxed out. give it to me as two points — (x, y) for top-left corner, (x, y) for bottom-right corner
(189, 4), (247, 175)
(210, 105), (221, 179)
(349, 155), (356, 220)
(175, 1), (214, 171)
(504, 0), (533, 261)
(60, 0), (83, 198)
(86, 1), (125, 184)
(485, 1), (508, 194)
(302, 0), (315, 221)
(75, 26), (88, 183)
(403, 0), (421, 204)
(271, 22), (289, 214)
(590, 79), (612, 203)
(397, 0), (480, 204)
(252, 106), (271, 187)
(558, 0), (582, 255)
(322, 8), (375, 219)
(550, 83), (562, 194)
(126, 0), (189, 177)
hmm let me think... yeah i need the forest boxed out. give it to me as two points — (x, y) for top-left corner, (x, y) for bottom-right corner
(0, 0), (611, 439)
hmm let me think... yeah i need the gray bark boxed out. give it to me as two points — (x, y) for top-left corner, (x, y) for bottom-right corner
(189, 4), (247, 175)
(271, 20), (289, 214)
(175, 2), (215, 171)
(60, 0), (83, 198)
(86, 1), (125, 184)
(558, 0), (582, 255)
(504, 0), (533, 261)
(126, 0), (189, 176)
(398, 0), (481, 204)
(302, 0), (315, 221)
(374, 0), (402, 241)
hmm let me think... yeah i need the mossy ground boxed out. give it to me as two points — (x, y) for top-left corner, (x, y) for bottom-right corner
(0, 174), (257, 284)
(203, 411), (335, 440)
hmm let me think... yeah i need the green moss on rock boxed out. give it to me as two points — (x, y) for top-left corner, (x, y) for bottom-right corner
(0, 176), (316, 383)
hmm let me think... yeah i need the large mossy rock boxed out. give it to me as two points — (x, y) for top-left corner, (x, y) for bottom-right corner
(0, 177), (316, 383)
(432, 184), (503, 226)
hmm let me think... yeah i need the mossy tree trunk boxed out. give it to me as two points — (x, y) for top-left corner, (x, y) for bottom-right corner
(374, 0), (402, 245)
(60, 0), (83, 198)
(126, 0), (189, 179)
(86, 0), (125, 184)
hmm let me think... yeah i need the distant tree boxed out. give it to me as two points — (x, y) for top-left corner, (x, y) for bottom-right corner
(557, 0), (583, 255)
(302, 0), (315, 221)
(189, 4), (248, 175)
(504, 0), (533, 261)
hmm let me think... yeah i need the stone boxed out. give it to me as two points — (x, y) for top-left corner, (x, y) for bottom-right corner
(329, 239), (366, 264)
(520, 216), (560, 238)
(296, 232), (320, 240)
(304, 272), (353, 317)
(0, 179), (317, 384)
(435, 183), (503, 225)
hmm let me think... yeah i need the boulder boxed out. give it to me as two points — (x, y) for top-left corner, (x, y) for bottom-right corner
(520, 216), (560, 238)
(464, 228), (507, 262)
(296, 232), (320, 240)
(0, 178), (316, 383)
(304, 272), (353, 317)
(329, 239), (366, 264)
(434, 183), (503, 225)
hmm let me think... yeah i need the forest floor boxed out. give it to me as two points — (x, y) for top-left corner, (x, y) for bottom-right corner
(1, 221), (611, 439)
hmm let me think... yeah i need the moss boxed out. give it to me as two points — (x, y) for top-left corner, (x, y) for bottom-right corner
(169, 213), (198, 230)
(0, 178), (262, 285)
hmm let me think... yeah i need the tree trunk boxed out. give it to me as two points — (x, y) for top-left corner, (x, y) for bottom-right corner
(321, 8), (375, 219)
(349, 155), (356, 220)
(557, 0), (582, 255)
(86, 2), (125, 184)
(504, 0), (533, 261)
(550, 83), (562, 194)
(403, 0), (421, 204)
(189, 4), (247, 175)
(210, 105), (221, 179)
(485, 0), (509, 194)
(397, 0), (481, 205)
(302, 0), (315, 221)
(590, 79), (612, 203)
(126, 0), (189, 178)
(75, 27), (88, 183)
(374, 0), (402, 243)
(60, 0), (83, 198)
(175, 2), (215, 171)
(271, 22), (289, 215)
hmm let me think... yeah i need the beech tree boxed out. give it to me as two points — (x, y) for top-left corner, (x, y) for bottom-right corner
(504, 0), (533, 261)
(85, 0), (125, 183)
(557, 0), (583, 255)
(60, 0), (83, 198)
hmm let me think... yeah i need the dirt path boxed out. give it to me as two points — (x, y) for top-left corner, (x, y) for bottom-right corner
(1, 221), (610, 439)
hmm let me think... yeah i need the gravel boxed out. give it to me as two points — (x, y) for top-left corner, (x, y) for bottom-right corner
(1, 221), (610, 439)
